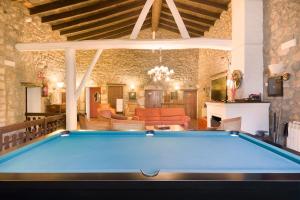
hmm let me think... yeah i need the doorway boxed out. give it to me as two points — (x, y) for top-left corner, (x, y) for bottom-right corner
(145, 90), (163, 108)
(183, 90), (197, 119)
(107, 85), (124, 109)
(89, 87), (101, 118)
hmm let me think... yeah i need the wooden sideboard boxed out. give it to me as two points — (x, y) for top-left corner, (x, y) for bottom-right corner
(46, 104), (66, 113)
(161, 103), (185, 108)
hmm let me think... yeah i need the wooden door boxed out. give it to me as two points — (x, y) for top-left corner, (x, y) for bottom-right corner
(145, 90), (163, 108)
(89, 87), (101, 118)
(183, 90), (197, 119)
(108, 85), (123, 109)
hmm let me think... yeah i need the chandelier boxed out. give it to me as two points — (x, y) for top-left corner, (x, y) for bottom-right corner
(147, 49), (174, 82)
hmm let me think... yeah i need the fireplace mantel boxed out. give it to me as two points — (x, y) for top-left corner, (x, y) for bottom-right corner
(206, 102), (270, 135)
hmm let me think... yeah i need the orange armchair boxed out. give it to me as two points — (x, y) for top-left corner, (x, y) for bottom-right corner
(97, 104), (116, 115)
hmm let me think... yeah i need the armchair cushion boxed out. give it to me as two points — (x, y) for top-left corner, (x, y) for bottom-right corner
(111, 113), (128, 120)
(160, 108), (185, 117)
(145, 108), (161, 117)
(134, 108), (190, 128)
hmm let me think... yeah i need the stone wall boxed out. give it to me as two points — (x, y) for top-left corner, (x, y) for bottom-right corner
(77, 28), (199, 110)
(263, 0), (300, 139)
(6, 0), (299, 129)
(198, 4), (232, 117)
(0, 0), (65, 125)
(0, 0), (200, 124)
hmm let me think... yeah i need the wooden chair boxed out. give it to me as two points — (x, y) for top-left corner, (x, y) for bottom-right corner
(217, 117), (242, 131)
(125, 102), (139, 117)
(97, 103), (116, 115)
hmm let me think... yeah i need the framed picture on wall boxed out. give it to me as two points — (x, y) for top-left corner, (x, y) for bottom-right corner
(171, 91), (178, 100)
(129, 92), (136, 100)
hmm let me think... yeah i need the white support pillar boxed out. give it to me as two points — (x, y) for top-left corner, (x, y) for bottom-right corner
(130, 0), (154, 39)
(165, 0), (190, 39)
(231, 0), (263, 98)
(75, 49), (103, 100)
(85, 87), (90, 119)
(65, 48), (77, 130)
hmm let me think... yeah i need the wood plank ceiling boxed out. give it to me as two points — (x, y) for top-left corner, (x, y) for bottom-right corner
(22, 0), (230, 41)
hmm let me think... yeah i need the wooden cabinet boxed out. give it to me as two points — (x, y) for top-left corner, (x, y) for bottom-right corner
(145, 90), (163, 108)
(183, 90), (197, 119)
(46, 104), (66, 113)
(125, 102), (139, 116)
(108, 85), (124, 109)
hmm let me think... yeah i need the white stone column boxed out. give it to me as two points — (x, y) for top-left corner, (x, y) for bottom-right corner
(65, 48), (77, 130)
(232, 0), (263, 98)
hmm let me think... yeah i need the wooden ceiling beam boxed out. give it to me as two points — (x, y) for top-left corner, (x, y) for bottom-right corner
(16, 37), (232, 51)
(130, 0), (154, 39)
(29, 0), (89, 15)
(160, 13), (209, 32)
(184, 0), (228, 10)
(165, 0), (190, 39)
(42, 0), (132, 23)
(52, 1), (145, 30)
(159, 19), (204, 36)
(104, 24), (151, 39)
(151, 0), (162, 32)
(161, 7), (214, 26)
(80, 23), (151, 40)
(159, 24), (201, 38)
(104, 29), (135, 39)
(67, 17), (150, 40)
(60, 11), (141, 35)
(167, 2), (220, 19)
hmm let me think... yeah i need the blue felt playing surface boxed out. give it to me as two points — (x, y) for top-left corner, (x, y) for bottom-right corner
(0, 131), (300, 173)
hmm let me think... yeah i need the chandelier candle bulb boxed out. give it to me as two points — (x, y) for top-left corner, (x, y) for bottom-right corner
(148, 66), (174, 82)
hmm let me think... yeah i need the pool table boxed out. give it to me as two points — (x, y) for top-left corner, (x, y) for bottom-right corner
(0, 130), (300, 199)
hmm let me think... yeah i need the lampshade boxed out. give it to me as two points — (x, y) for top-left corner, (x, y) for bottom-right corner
(268, 63), (285, 75)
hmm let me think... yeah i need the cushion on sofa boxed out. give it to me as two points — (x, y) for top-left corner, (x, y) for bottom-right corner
(144, 121), (162, 126)
(144, 108), (161, 117)
(160, 116), (185, 121)
(143, 116), (161, 121)
(160, 108), (186, 117)
(111, 113), (128, 120)
(135, 108), (146, 117)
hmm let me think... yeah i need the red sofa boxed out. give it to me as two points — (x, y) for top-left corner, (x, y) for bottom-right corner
(133, 108), (190, 129)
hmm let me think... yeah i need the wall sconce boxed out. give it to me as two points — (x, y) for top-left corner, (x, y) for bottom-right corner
(174, 84), (180, 91)
(129, 84), (135, 91)
(56, 82), (65, 89)
(268, 63), (290, 81)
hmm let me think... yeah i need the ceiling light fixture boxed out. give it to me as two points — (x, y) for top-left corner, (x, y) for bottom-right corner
(147, 49), (174, 82)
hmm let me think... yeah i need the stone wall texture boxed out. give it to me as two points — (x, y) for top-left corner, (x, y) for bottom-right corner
(3, 0), (299, 131)
(198, 4), (232, 117)
(263, 0), (300, 139)
(0, 0), (199, 125)
(0, 0), (66, 125)
(77, 28), (199, 108)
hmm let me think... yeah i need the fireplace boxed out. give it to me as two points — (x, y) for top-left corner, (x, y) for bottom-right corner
(205, 102), (270, 135)
(211, 115), (222, 128)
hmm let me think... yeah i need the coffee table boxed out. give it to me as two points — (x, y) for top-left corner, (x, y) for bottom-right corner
(145, 125), (185, 131)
